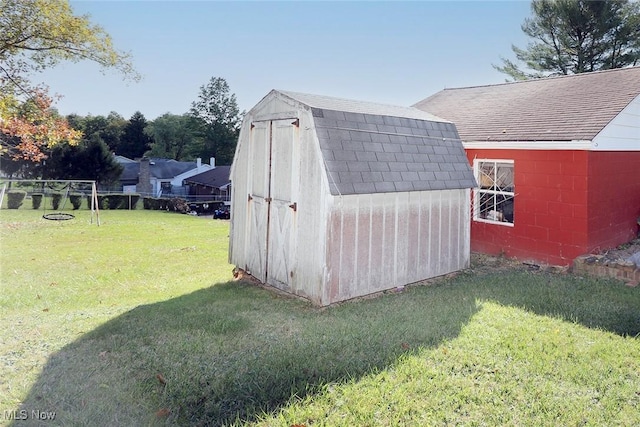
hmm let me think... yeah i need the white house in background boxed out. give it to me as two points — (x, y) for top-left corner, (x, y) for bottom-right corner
(117, 157), (216, 197)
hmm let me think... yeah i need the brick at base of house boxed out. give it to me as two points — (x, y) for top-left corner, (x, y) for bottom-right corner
(572, 255), (639, 287)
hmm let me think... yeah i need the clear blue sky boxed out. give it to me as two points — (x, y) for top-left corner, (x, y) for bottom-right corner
(39, 1), (532, 120)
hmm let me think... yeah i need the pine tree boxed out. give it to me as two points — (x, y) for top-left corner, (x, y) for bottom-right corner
(495, 0), (640, 80)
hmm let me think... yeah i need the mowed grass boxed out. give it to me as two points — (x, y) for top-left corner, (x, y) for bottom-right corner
(0, 209), (639, 426)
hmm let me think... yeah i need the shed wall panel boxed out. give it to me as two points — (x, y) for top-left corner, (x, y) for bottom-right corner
(325, 189), (470, 304)
(288, 112), (332, 304)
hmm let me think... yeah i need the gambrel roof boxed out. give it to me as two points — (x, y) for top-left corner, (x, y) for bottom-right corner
(412, 67), (640, 142)
(278, 91), (476, 195)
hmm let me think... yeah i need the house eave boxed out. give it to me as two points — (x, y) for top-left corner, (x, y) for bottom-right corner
(462, 140), (592, 151)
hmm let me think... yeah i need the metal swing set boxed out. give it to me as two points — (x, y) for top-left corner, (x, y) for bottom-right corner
(0, 179), (101, 225)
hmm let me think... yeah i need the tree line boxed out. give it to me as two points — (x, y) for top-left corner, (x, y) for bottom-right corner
(1, 76), (243, 184)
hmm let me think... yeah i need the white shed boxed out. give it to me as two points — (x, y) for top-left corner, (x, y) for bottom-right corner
(229, 90), (476, 306)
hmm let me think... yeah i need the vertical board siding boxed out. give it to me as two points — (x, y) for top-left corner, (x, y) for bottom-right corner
(356, 199), (372, 292)
(429, 192), (442, 277)
(266, 120), (299, 292)
(368, 207), (385, 298)
(326, 189), (470, 303)
(395, 194), (409, 288)
(292, 113), (332, 305)
(232, 92), (472, 306)
(405, 202), (421, 283)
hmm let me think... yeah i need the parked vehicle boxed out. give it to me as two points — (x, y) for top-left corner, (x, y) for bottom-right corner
(213, 206), (230, 220)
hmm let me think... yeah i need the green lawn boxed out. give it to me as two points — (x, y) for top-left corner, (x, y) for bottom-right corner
(1, 209), (638, 426)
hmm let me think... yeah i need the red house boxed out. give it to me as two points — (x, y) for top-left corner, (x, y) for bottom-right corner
(414, 67), (640, 266)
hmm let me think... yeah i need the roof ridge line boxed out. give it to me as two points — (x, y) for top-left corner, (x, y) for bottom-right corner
(444, 66), (640, 91)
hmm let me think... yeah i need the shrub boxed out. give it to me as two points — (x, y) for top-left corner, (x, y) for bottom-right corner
(69, 194), (83, 210)
(51, 192), (63, 210)
(168, 197), (189, 213)
(143, 197), (170, 210)
(107, 194), (124, 210)
(143, 197), (158, 210)
(128, 194), (140, 210)
(32, 193), (43, 210)
(7, 190), (26, 209)
(117, 194), (140, 210)
(96, 195), (108, 210)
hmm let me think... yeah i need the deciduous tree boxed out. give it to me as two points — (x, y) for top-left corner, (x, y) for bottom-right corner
(495, 0), (640, 80)
(0, 89), (81, 162)
(67, 112), (127, 153)
(0, 0), (138, 164)
(189, 77), (243, 165)
(145, 113), (199, 161)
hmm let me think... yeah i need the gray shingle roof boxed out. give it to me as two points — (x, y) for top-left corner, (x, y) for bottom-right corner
(118, 158), (198, 184)
(280, 90), (451, 123)
(148, 159), (197, 179)
(412, 67), (640, 142)
(183, 166), (231, 188)
(277, 91), (476, 196)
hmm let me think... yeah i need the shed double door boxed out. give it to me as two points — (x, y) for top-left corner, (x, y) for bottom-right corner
(246, 118), (299, 291)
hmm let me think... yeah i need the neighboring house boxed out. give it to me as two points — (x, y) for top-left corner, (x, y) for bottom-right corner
(230, 90), (476, 306)
(414, 66), (640, 266)
(117, 157), (216, 197)
(182, 165), (231, 203)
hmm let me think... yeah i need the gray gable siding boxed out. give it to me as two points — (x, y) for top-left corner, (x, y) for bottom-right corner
(312, 108), (476, 196)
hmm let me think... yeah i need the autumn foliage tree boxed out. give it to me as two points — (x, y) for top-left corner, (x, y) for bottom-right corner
(0, 0), (138, 172)
(1, 89), (81, 163)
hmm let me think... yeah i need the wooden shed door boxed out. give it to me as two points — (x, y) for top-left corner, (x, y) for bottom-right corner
(247, 119), (298, 290)
(246, 122), (270, 283)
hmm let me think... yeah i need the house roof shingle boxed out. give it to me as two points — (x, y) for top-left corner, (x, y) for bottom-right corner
(118, 158), (198, 184)
(412, 67), (640, 142)
(183, 166), (231, 188)
(275, 91), (476, 196)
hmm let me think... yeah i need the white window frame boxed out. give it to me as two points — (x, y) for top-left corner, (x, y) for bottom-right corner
(473, 159), (515, 227)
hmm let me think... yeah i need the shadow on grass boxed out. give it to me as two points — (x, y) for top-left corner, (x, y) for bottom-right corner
(14, 269), (639, 426)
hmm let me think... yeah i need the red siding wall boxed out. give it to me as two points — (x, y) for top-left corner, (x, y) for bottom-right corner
(467, 149), (590, 266)
(466, 149), (640, 266)
(586, 151), (640, 252)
